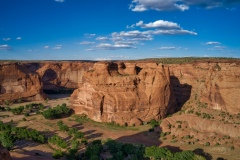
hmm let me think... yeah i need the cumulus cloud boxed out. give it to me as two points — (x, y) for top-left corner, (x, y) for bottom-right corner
(0, 44), (11, 50)
(53, 44), (62, 50)
(96, 36), (109, 41)
(206, 41), (221, 45)
(16, 37), (22, 40)
(44, 46), (49, 49)
(112, 30), (153, 41)
(130, 0), (189, 11)
(143, 29), (197, 35)
(136, 20), (180, 29)
(3, 38), (11, 41)
(79, 41), (95, 45)
(55, 0), (65, 2)
(96, 43), (136, 50)
(130, 0), (240, 12)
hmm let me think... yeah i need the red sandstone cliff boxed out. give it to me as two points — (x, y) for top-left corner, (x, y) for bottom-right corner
(36, 62), (94, 90)
(71, 62), (177, 126)
(0, 63), (45, 104)
(168, 61), (240, 113)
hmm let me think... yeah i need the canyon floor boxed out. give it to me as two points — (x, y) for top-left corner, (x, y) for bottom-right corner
(0, 94), (239, 160)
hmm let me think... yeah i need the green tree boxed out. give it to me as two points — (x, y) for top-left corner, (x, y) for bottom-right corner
(144, 146), (173, 160)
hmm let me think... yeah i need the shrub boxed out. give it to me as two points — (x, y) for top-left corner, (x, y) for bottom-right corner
(150, 119), (159, 127)
(205, 142), (210, 146)
(42, 103), (70, 119)
(52, 150), (63, 159)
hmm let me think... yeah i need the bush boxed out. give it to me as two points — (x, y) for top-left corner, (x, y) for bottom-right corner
(52, 150), (63, 159)
(42, 103), (70, 119)
(205, 142), (210, 146)
(150, 119), (159, 128)
(11, 106), (24, 115)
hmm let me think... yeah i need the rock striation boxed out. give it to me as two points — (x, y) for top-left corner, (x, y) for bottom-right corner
(71, 62), (177, 126)
(0, 63), (45, 104)
(36, 62), (94, 91)
(168, 60), (240, 113)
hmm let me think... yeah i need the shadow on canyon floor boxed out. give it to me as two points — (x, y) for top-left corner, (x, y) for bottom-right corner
(115, 126), (162, 147)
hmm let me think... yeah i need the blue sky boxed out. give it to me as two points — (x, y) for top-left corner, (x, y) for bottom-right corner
(0, 0), (240, 60)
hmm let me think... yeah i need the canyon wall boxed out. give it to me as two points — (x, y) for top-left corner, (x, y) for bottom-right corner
(0, 62), (44, 103)
(71, 62), (177, 125)
(168, 61), (240, 113)
(0, 61), (94, 104)
(1, 59), (240, 123)
(35, 62), (94, 91)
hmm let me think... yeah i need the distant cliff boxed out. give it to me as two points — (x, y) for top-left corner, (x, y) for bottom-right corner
(168, 61), (240, 113)
(0, 62), (44, 103)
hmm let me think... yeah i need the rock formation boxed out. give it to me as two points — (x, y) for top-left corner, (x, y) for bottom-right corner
(36, 62), (94, 91)
(168, 60), (240, 113)
(71, 62), (177, 126)
(1, 59), (239, 122)
(0, 62), (45, 104)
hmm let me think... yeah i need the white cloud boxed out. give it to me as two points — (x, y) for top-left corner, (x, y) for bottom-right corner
(16, 37), (22, 40)
(129, 0), (240, 12)
(79, 41), (95, 45)
(144, 29), (197, 35)
(206, 41), (221, 45)
(84, 33), (96, 38)
(44, 46), (49, 49)
(96, 36), (109, 41)
(95, 58), (111, 61)
(0, 44), (11, 50)
(3, 38), (11, 41)
(130, 0), (189, 12)
(159, 47), (177, 50)
(108, 55), (130, 59)
(53, 44), (62, 50)
(96, 43), (136, 50)
(28, 49), (39, 52)
(136, 20), (180, 29)
(85, 48), (96, 51)
(55, 0), (65, 2)
(112, 30), (153, 41)
(126, 24), (136, 29)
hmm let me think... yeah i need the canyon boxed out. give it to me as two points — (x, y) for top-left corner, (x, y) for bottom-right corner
(1, 59), (240, 124)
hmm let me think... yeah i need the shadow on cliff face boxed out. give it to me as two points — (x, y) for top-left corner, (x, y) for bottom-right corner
(170, 76), (192, 111)
(41, 69), (75, 96)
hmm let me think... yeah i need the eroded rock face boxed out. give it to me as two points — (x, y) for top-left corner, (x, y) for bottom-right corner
(168, 61), (240, 113)
(36, 62), (94, 91)
(71, 62), (177, 125)
(0, 63), (45, 104)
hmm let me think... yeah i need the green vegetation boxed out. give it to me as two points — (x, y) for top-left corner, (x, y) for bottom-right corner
(0, 121), (46, 150)
(11, 106), (24, 115)
(81, 139), (206, 160)
(42, 103), (70, 119)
